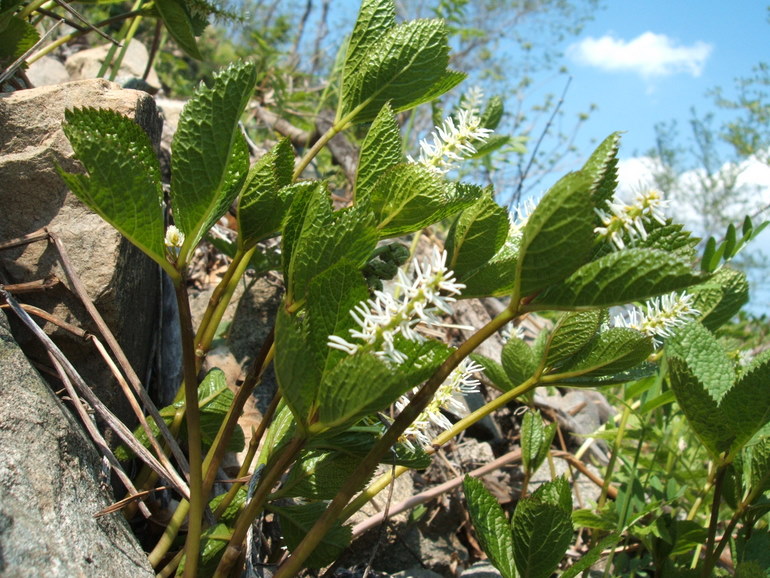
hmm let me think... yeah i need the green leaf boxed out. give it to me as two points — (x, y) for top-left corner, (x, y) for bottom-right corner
(355, 103), (403, 203)
(721, 351), (770, 456)
(459, 234), (520, 298)
(366, 164), (480, 238)
(517, 171), (595, 296)
(583, 132), (622, 208)
(480, 94), (505, 130)
(274, 308), (321, 427)
(171, 60), (257, 260)
(744, 436), (770, 496)
(463, 476), (516, 578)
(501, 337), (537, 386)
(283, 184), (377, 304)
(342, 0), (395, 79)
(282, 449), (363, 499)
(668, 322), (736, 458)
(694, 267), (749, 331)
(208, 487), (246, 525)
(60, 108), (166, 270)
(520, 410), (556, 475)
(307, 260), (369, 373)
(0, 15), (38, 63)
(560, 534), (621, 578)
(339, 17), (462, 124)
(511, 477), (573, 578)
(446, 192), (510, 279)
(155, 0), (203, 59)
(472, 353), (514, 392)
(535, 248), (705, 308)
(237, 138), (295, 247)
(192, 368), (244, 452)
(544, 310), (604, 368)
(176, 523), (232, 577)
(273, 502), (352, 569)
(553, 328), (653, 379)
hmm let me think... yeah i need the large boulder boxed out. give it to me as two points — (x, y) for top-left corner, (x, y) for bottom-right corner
(0, 311), (154, 577)
(0, 79), (165, 424)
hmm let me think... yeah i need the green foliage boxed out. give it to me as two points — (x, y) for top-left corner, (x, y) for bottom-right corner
(463, 476), (516, 578)
(520, 410), (556, 476)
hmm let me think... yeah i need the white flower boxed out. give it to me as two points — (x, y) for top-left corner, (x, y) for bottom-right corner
(327, 247), (467, 364)
(396, 358), (483, 449)
(613, 291), (699, 347)
(164, 225), (185, 257)
(594, 190), (671, 251)
(410, 89), (493, 175)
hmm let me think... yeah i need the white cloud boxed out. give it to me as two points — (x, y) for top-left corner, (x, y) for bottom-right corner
(567, 32), (713, 78)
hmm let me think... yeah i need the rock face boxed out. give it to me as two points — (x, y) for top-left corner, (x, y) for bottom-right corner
(0, 79), (165, 424)
(0, 311), (154, 577)
(65, 39), (162, 91)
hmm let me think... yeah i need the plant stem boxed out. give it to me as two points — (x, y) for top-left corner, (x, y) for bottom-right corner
(174, 279), (204, 578)
(293, 123), (343, 180)
(272, 304), (518, 578)
(702, 463), (728, 577)
(213, 434), (307, 578)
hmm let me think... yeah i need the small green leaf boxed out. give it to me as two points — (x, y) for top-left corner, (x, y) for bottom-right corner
(282, 449), (363, 500)
(61, 108), (167, 270)
(521, 410), (556, 475)
(237, 138), (295, 247)
(171, 60), (257, 261)
(544, 310), (604, 368)
(501, 337), (537, 386)
(273, 502), (352, 569)
(175, 523), (232, 577)
(155, 0), (203, 59)
(208, 488), (246, 525)
(553, 328), (653, 379)
(517, 171), (595, 296)
(534, 248), (705, 308)
(355, 103), (403, 203)
(472, 353), (514, 392)
(699, 267), (749, 331)
(583, 132), (622, 208)
(0, 15), (38, 63)
(511, 477), (573, 578)
(463, 476), (516, 578)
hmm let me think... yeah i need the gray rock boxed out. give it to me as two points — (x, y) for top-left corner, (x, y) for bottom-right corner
(0, 79), (165, 425)
(460, 561), (502, 577)
(65, 39), (161, 91)
(0, 311), (154, 577)
(26, 55), (70, 87)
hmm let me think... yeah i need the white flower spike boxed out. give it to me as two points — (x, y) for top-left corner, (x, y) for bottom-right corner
(613, 291), (699, 347)
(594, 189), (670, 251)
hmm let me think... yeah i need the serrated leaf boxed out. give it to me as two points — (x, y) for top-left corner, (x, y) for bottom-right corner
(155, 0), (203, 59)
(521, 411), (555, 475)
(472, 353), (514, 392)
(208, 487), (246, 525)
(282, 449), (363, 499)
(744, 436), (770, 495)
(584, 132), (621, 208)
(237, 138), (295, 247)
(517, 171), (595, 296)
(366, 163), (480, 238)
(553, 328), (653, 379)
(459, 234), (520, 298)
(355, 103), (403, 203)
(339, 18), (460, 124)
(280, 181), (320, 276)
(284, 184), (377, 303)
(176, 523), (232, 577)
(501, 337), (537, 386)
(636, 222), (699, 259)
(699, 267), (749, 331)
(171, 60), (257, 260)
(0, 15), (38, 62)
(560, 534), (621, 578)
(511, 477), (573, 578)
(480, 95), (504, 130)
(721, 351), (770, 456)
(273, 502), (352, 569)
(309, 429), (432, 469)
(60, 107), (167, 270)
(463, 476), (516, 578)
(559, 363), (658, 387)
(307, 260), (369, 373)
(545, 310), (603, 368)
(446, 192), (510, 279)
(342, 0), (395, 80)
(534, 248), (705, 308)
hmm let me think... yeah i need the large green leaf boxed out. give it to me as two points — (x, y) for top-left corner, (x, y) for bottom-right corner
(60, 108), (167, 270)
(339, 15), (463, 124)
(463, 476), (516, 578)
(534, 248), (705, 308)
(171, 60), (257, 261)
(511, 477), (573, 578)
(721, 351), (770, 456)
(282, 449), (364, 500)
(446, 192), (510, 279)
(459, 234), (520, 298)
(366, 164), (481, 238)
(744, 436), (770, 495)
(273, 502), (352, 569)
(237, 138), (295, 247)
(0, 15), (38, 63)
(517, 171), (595, 296)
(342, 0), (395, 78)
(692, 267), (749, 331)
(668, 322), (736, 458)
(354, 103), (403, 203)
(154, 0), (203, 59)
(521, 410), (556, 475)
(583, 132), (621, 208)
(551, 328), (653, 379)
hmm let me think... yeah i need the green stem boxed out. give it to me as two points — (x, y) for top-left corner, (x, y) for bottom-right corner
(598, 403), (631, 511)
(293, 123), (344, 181)
(702, 463), (728, 577)
(272, 304), (518, 578)
(213, 434), (307, 578)
(174, 280), (204, 578)
(18, 0), (49, 19)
